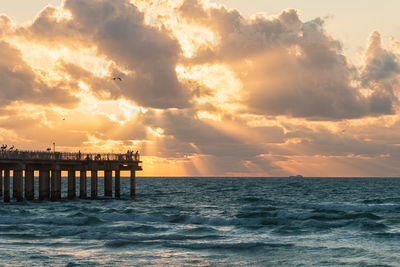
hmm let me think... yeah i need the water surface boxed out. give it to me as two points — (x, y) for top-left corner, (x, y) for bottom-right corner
(1, 177), (400, 266)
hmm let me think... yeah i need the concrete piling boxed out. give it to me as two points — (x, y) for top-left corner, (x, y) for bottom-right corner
(130, 169), (136, 198)
(0, 170), (2, 197)
(12, 170), (17, 199)
(115, 170), (120, 199)
(80, 170), (87, 199)
(25, 169), (34, 201)
(104, 169), (112, 197)
(50, 169), (57, 201)
(39, 169), (50, 200)
(68, 170), (76, 199)
(14, 168), (23, 202)
(91, 170), (98, 199)
(4, 170), (10, 202)
(55, 170), (61, 200)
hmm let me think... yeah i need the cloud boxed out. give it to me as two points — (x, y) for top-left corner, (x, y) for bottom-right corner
(16, 0), (399, 119)
(179, 0), (399, 120)
(361, 31), (400, 114)
(0, 15), (12, 37)
(362, 31), (400, 83)
(0, 103), (149, 151)
(1, 0), (400, 176)
(143, 109), (264, 156)
(19, 0), (191, 108)
(140, 109), (280, 173)
(0, 41), (78, 107)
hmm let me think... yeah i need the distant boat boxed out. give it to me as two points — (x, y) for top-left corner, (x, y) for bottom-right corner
(289, 174), (303, 178)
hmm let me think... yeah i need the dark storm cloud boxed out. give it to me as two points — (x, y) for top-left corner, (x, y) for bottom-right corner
(19, 0), (191, 108)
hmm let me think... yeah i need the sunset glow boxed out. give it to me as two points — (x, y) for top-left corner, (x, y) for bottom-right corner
(1, 0), (400, 176)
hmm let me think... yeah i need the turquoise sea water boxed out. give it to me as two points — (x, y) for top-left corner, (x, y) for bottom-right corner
(1, 177), (400, 266)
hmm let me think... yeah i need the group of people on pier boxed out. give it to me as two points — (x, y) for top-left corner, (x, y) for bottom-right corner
(1, 144), (15, 151)
(127, 150), (140, 161)
(0, 148), (140, 162)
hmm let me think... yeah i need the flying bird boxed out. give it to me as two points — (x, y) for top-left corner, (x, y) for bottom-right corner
(9, 145), (14, 150)
(112, 76), (122, 81)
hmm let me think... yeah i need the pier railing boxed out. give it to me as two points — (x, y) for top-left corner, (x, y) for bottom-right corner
(0, 150), (140, 162)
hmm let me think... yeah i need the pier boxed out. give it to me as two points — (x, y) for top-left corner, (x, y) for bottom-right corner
(0, 150), (142, 202)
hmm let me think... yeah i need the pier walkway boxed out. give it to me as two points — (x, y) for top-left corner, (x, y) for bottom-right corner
(0, 150), (142, 202)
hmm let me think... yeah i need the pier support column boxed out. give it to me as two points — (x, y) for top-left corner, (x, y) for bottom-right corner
(68, 170), (76, 199)
(13, 168), (23, 202)
(12, 170), (17, 199)
(91, 170), (98, 199)
(4, 170), (10, 202)
(0, 170), (2, 197)
(104, 169), (112, 197)
(50, 169), (58, 201)
(25, 169), (34, 201)
(115, 170), (120, 199)
(80, 170), (87, 199)
(39, 169), (50, 200)
(55, 169), (61, 200)
(130, 169), (136, 198)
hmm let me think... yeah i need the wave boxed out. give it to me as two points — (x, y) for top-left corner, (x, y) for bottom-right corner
(0, 215), (103, 227)
(302, 203), (400, 213)
(374, 232), (400, 239)
(103, 233), (224, 248)
(35, 216), (104, 226)
(1, 233), (45, 240)
(182, 226), (219, 235)
(348, 219), (388, 231)
(362, 197), (400, 204)
(168, 242), (294, 250)
(0, 210), (386, 235)
(105, 239), (160, 248)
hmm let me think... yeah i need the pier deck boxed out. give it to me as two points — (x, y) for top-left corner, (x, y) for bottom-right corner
(0, 150), (142, 202)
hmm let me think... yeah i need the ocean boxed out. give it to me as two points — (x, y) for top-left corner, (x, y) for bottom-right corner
(1, 177), (400, 266)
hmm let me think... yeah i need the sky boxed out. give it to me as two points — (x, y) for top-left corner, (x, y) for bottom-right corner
(0, 0), (400, 177)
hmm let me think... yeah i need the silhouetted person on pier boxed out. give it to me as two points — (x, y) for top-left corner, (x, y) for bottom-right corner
(78, 150), (81, 160)
(135, 151), (139, 160)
